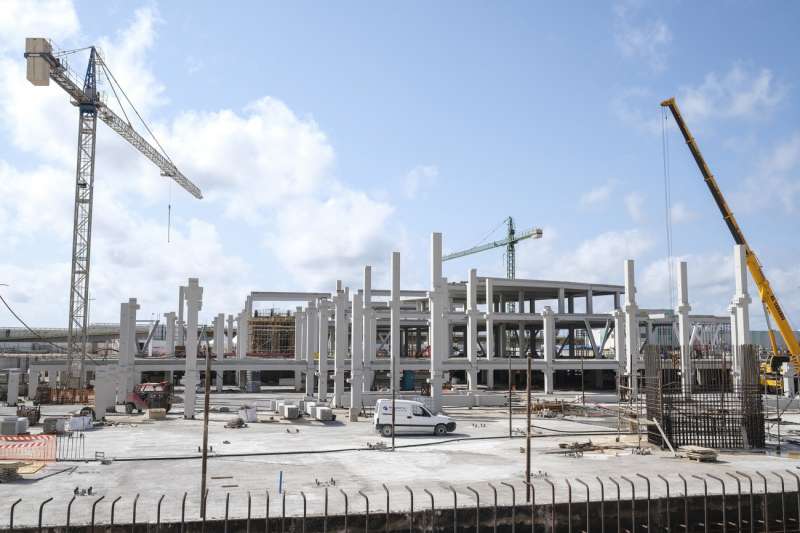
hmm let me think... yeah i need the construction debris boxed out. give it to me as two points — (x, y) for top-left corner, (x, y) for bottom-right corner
(225, 417), (247, 429)
(678, 445), (719, 462)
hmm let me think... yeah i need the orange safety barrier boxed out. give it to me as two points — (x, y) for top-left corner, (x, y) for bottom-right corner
(0, 434), (56, 462)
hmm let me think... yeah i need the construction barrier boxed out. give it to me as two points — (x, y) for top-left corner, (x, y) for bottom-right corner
(0, 434), (56, 462)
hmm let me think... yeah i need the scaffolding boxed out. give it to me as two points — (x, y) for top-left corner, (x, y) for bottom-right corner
(644, 344), (764, 449)
(248, 313), (294, 358)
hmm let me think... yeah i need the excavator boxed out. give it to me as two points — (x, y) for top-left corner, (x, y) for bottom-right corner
(661, 98), (800, 393)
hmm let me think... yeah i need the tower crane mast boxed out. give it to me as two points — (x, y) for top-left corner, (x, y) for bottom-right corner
(25, 38), (202, 388)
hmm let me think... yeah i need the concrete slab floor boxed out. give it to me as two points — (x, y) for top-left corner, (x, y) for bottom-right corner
(1, 391), (799, 528)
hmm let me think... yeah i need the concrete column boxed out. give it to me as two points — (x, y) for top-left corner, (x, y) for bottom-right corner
(6, 369), (20, 405)
(28, 368), (40, 399)
(783, 363), (797, 397)
(466, 268), (479, 391)
(733, 244), (752, 354)
(183, 278), (203, 420)
(333, 284), (348, 407)
(306, 301), (318, 396)
(318, 299), (329, 401)
(613, 309), (626, 374)
(214, 313), (224, 392)
(586, 287), (594, 314)
(542, 306), (555, 394)
(94, 366), (116, 418)
(485, 278), (494, 361)
(623, 260), (640, 395)
(240, 296), (252, 359)
(676, 261), (692, 393)
(227, 314), (234, 353)
(429, 233), (444, 412)
(177, 286), (186, 346)
(363, 266), (376, 391)
(165, 312), (176, 356)
(518, 290), (525, 313)
(117, 298), (139, 401)
(390, 252), (401, 393)
(729, 302), (739, 385)
(294, 308), (303, 361)
(557, 288), (565, 314)
(349, 292), (364, 420)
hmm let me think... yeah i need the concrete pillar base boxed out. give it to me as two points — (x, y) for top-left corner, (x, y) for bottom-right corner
(349, 407), (360, 422)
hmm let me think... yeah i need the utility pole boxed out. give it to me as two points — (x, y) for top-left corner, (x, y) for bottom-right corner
(199, 327), (211, 519)
(525, 352), (532, 502)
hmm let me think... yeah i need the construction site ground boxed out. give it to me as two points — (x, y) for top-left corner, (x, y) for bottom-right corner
(1, 390), (799, 528)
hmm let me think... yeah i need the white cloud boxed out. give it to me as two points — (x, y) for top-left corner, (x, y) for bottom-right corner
(613, 0), (672, 72)
(678, 65), (786, 122)
(640, 252), (732, 313)
(402, 165), (438, 199)
(624, 191), (646, 222)
(0, 3), (400, 325)
(669, 202), (696, 223)
(0, 0), (79, 53)
(579, 180), (617, 207)
(733, 133), (800, 214)
(610, 87), (665, 134)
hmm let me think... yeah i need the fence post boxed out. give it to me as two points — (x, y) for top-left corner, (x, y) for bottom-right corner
(691, 475), (709, 533)
(735, 471), (754, 533)
(621, 476), (636, 533)
(66, 495), (76, 532)
(773, 472), (786, 533)
(656, 475), (670, 533)
(566, 480), (573, 533)
(707, 474), (727, 533)
(755, 471), (768, 533)
(225, 492), (231, 533)
(132, 493), (140, 533)
(609, 477), (621, 533)
(784, 470), (800, 532)
(38, 497), (53, 533)
(282, 491), (286, 533)
(181, 492), (188, 533)
(424, 489), (436, 533)
(359, 490), (370, 533)
(596, 477), (606, 533)
(111, 496), (122, 527)
(340, 489), (349, 533)
(300, 491), (306, 533)
(91, 495), (105, 533)
(265, 490), (270, 533)
(10, 498), (22, 530)
(247, 491), (252, 533)
(577, 478), (590, 533)
(487, 483), (498, 533)
(382, 484), (390, 533)
(636, 474), (651, 533)
(324, 487), (329, 533)
(466, 486), (480, 533)
(449, 486), (458, 533)
(157, 494), (165, 531)
(496, 483), (514, 533)
(726, 473), (742, 533)
(405, 486), (414, 533)
(544, 477), (555, 533)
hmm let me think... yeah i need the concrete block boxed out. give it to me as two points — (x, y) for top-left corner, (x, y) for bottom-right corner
(146, 408), (167, 420)
(15, 417), (28, 434)
(304, 402), (316, 416)
(315, 406), (333, 421)
(281, 405), (299, 419)
(43, 417), (66, 434)
(238, 406), (257, 423)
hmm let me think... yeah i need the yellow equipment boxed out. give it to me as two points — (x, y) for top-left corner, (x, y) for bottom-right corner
(660, 98), (800, 377)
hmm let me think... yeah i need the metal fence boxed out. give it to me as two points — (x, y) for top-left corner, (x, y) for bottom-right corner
(4, 469), (800, 532)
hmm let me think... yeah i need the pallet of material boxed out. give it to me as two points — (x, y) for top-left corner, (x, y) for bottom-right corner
(678, 445), (718, 462)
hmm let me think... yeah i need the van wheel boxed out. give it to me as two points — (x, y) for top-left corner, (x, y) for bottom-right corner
(434, 424), (447, 436)
(381, 425), (393, 437)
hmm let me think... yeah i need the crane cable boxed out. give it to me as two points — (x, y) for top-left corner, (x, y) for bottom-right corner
(661, 107), (675, 309)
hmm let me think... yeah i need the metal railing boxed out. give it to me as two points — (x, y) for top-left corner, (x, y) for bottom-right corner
(4, 469), (800, 532)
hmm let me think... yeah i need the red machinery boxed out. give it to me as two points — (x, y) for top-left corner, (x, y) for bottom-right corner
(124, 382), (173, 414)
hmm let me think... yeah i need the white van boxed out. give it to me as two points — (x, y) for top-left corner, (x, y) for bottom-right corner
(373, 399), (456, 437)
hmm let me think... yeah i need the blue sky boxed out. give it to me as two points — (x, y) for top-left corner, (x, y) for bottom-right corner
(1, 0), (799, 328)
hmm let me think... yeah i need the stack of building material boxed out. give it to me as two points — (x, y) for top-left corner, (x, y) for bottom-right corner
(15, 418), (28, 435)
(678, 445), (718, 462)
(314, 406), (333, 421)
(0, 417), (18, 436)
(281, 404), (299, 419)
(42, 417), (67, 434)
(0, 461), (25, 482)
(67, 415), (92, 431)
(146, 408), (166, 420)
(304, 402), (316, 416)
